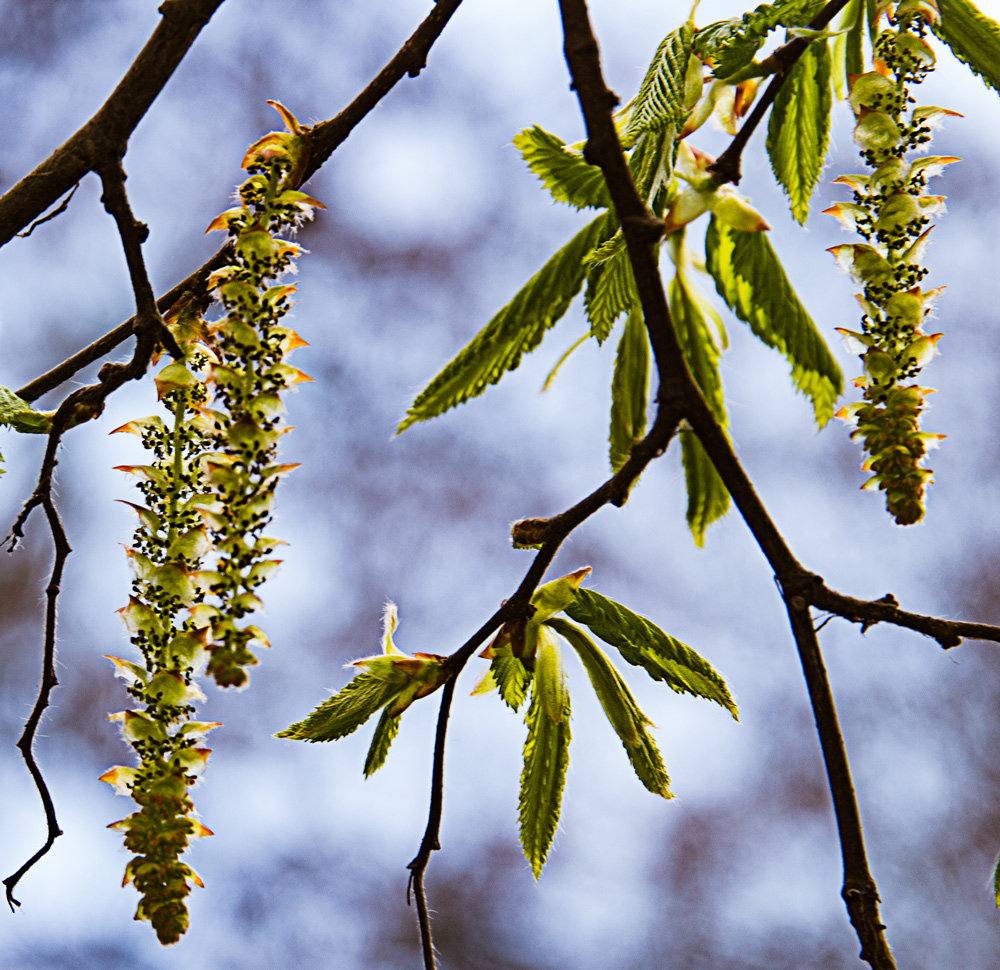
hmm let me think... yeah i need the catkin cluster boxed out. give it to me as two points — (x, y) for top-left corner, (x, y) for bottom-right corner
(103, 103), (320, 944)
(827, 0), (954, 525)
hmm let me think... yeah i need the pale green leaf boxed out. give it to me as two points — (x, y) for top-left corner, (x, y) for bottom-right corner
(705, 215), (842, 426)
(668, 273), (731, 544)
(398, 213), (612, 432)
(547, 618), (672, 798)
(492, 654), (532, 712)
(622, 25), (695, 147)
(766, 38), (832, 224)
(668, 274), (726, 423)
(518, 677), (571, 879)
(629, 128), (676, 204)
(681, 432), (730, 548)
(565, 588), (738, 718)
(276, 672), (402, 742)
(513, 126), (611, 209)
(584, 245), (638, 343)
(534, 626), (569, 724)
(936, 0), (1000, 96)
(609, 305), (649, 473)
(0, 384), (52, 434)
(695, 0), (822, 78)
(363, 705), (401, 777)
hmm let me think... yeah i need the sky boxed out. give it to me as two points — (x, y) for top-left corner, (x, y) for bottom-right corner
(1, 1), (1000, 968)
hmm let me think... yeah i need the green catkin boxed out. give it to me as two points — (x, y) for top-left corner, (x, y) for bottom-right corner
(828, 0), (953, 524)
(104, 103), (321, 944)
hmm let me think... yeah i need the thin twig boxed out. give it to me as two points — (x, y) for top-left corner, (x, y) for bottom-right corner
(15, 183), (80, 239)
(15, 0), (465, 404)
(3, 456), (71, 907)
(555, 1), (900, 966)
(406, 677), (457, 970)
(0, 0), (225, 246)
(784, 597), (897, 968)
(708, 0), (852, 185)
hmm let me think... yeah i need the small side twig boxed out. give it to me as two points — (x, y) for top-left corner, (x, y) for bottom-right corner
(15, 183), (80, 239)
(3, 460), (71, 908)
(406, 677), (457, 970)
(96, 155), (183, 362)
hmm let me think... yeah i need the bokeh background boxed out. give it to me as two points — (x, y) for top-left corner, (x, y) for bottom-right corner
(1, 1), (999, 967)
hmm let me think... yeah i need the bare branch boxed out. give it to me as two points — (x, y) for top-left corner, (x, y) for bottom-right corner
(0, 0), (225, 246)
(3, 460), (71, 908)
(406, 677), (457, 970)
(15, 0), (466, 404)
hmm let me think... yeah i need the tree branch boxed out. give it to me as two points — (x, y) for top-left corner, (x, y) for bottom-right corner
(554, 1), (899, 966)
(3, 447), (70, 907)
(783, 597), (897, 968)
(15, 0), (466, 404)
(0, 0), (225, 247)
(708, 0), (852, 185)
(406, 677), (457, 970)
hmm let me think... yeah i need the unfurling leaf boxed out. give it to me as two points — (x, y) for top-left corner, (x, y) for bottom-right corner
(547, 618), (672, 798)
(398, 214), (612, 432)
(622, 24), (696, 148)
(565, 588), (738, 718)
(518, 650), (571, 879)
(364, 705), (402, 777)
(705, 215), (842, 426)
(513, 126), (611, 209)
(276, 672), (403, 742)
(0, 384), (52, 434)
(583, 246), (638, 343)
(766, 38), (832, 224)
(491, 654), (532, 711)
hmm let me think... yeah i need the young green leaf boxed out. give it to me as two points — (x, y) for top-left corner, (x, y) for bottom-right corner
(276, 672), (402, 742)
(363, 705), (401, 777)
(518, 640), (572, 879)
(513, 126), (612, 210)
(398, 213), (612, 432)
(705, 215), (842, 426)
(546, 618), (672, 799)
(492, 654), (532, 712)
(935, 0), (1000, 96)
(668, 271), (731, 544)
(668, 274), (726, 423)
(766, 38), (832, 224)
(629, 127), (676, 204)
(564, 588), (738, 719)
(695, 0), (821, 79)
(622, 25), (695, 148)
(583, 246), (638, 343)
(0, 384), (52, 434)
(681, 432), (730, 548)
(609, 305), (650, 473)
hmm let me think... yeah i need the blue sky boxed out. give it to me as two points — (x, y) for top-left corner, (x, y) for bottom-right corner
(1, 2), (1000, 967)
